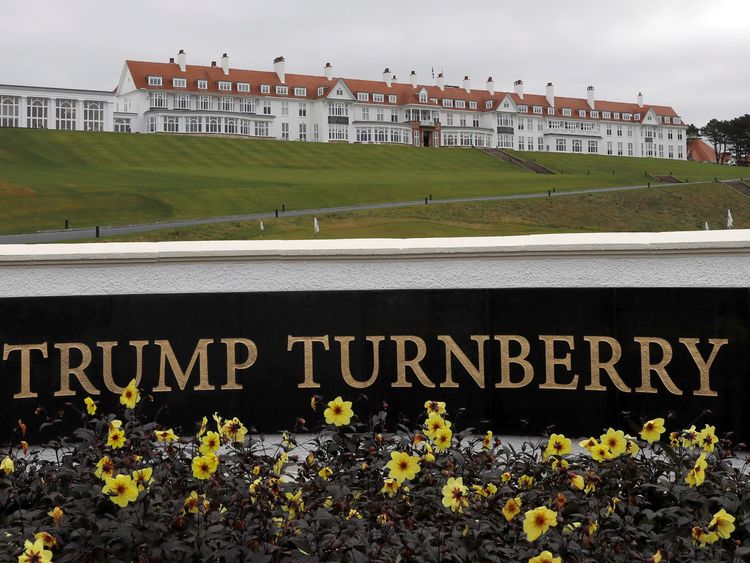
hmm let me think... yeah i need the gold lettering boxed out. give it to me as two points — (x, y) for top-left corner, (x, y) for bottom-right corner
(538, 335), (579, 390)
(153, 339), (215, 392)
(679, 337), (728, 397)
(391, 335), (435, 388)
(221, 338), (257, 390)
(495, 335), (534, 388)
(54, 343), (99, 397)
(3, 343), (47, 399)
(583, 336), (631, 392)
(288, 336), (329, 389)
(336, 336), (384, 389)
(98, 340), (147, 394)
(438, 335), (488, 388)
(634, 337), (682, 395)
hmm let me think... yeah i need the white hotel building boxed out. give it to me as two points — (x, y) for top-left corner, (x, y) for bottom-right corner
(0, 51), (687, 159)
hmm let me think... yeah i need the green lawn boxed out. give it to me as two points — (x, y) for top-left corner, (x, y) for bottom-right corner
(101, 182), (749, 242)
(0, 128), (742, 235)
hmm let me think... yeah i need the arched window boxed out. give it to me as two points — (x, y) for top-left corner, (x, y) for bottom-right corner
(27, 98), (48, 128)
(84, 101), (104, 131)
(0, 96), (19, 127)
(56, 99), (76, 130)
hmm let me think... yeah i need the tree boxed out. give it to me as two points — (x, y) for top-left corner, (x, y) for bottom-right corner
(701, 119), (731, 165)
(686, 123), (700, 138)
(726, 114), (750, 167)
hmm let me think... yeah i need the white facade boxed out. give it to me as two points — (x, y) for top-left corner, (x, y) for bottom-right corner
(0, 54), (688, 160)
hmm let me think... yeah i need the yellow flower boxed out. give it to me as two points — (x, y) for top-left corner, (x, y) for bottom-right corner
(685, 453), (708, 487)
(1, 456), (14, 476)
(502, 497), (522, 521)
(501, 471), (512, 483)
(183, 490), (209, 514)
(625, 439), (640, 457)
(698, 424), (718, 453)
(155, 428), (178, 443)
(441, 477), (468, 513)
(197, 416), (208, 437)
(323, 496), (333, 509)
(522, 506), (558, 541)
(281, 431), (296, 450)
(200, 431), (221, 455)
(692, 526), (719, 546)
(221, 417), (248, 443)
(587, 520), (598, 535)
(569, 474), (585, 490)
(482, 430), (493, 449)
(471, 483), (497, 498)
(584, 478), (597, 494)
(709, 508), (735, 539)
(606, 497), (621, 516)
(433, 426), (452, 451)
(192, 454), (218, 480)
(106, 428), (126, 449)
(543, 433), (572, 461)
(424, 400), (446, 415)
(649, 549), (662, 563)
(422, 443), (436, 463)
(347, 508), (363, 520)
(324, 396), (354, 426)
(18, 538), (53, 563)
(33, 531), (57, 549)
(578, 437), (598, 451)
(310, 395), (319, 411)
(424, 412), (451, 439)
(639, 418), (665, 444)
(283, 490), (305, 520)
(318, 466), (333, 480)
(385, 451), (421, 483)
(48, 506), (64, 525)
(102, 474), (139, 507)
(119, 379), (141, 409)
(551, 458), (569, 471)
(590, 443), (612, 462)
(529, 550), (561, 563)
(273, 452), (288, 475)
(95, 455), (115, 480)
(599, 428), (627, 457)
(380, 478), (400, 497)
(132, 467), (153, 490)
(84, 396), (97, 415)
(518, 474), (535, 490)
(681, 425), (700, 448)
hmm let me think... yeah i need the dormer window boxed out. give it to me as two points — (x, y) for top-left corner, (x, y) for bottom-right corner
(602, 111), (611, 119)
(623, 113), (632, 121)
(237, 83), (250, 92)
(317, 86), (325, 96)
(218, 81), (232, 91)
(613, 112), (620, 120)
(485, 100), (493, 109)
(673, 117), (681, 124)
(388, 94), (397, 103)
(173, 78), (186, 88)
(261, 85), (270, 94)
(373, 93), (384, 102)
(148, 76), (162, 86)
(419, 92), (428, 103)
(519, 105), (528, 113)
(455, 100), (465, 108)
(469, 101), (477, 109)
(335, 87), (344, 96)
(357, 92), (369, 102)
(634, 113), (641, 120)
(443, 99), (453, 108)
(591, 110), (599, 118)
(562, 108), (571, 117)
(547, 107), (554, 115)
(197, 80), (207, 90)
(533, 106), (542, 114)
(578, 110), (586, 117)
(276, 86), (288, 95)
(664, 116), (671, 124)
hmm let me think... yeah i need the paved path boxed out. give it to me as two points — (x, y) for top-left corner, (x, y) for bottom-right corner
(0, 178), (743, 244)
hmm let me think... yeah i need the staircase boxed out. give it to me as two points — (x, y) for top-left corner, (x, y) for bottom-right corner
(477, 148), (556, 174)
(724, 180), (750, 197)
(653, 175), (683, 183)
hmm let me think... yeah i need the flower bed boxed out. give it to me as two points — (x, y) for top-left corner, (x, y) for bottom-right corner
(1, 383), (749, 562)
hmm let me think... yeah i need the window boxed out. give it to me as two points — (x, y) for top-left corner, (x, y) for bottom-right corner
(275, 86), (288, 95)
(335, 87), (344, 96)
(205, 117), (220, 133)
(419, 92), (428, 103)
(627, 142), (633, 156)
(299, 123), (307, 141)
(572, 139), (582, 153)
(547, 107), (554, 115)
(623, 113), (632, 121)
(606, 124), (612, 136)
(114, 118), (131, 133)
(668, 145), (674, 159)
(328, 101), (348, 116)
(443, 99), (453, 108)
(627, 125), (633, 137)
(163, 116), (179, 133)
(602, 111), (611, 119)
(240, 98), (256, 113)
(199, 96), (212, 110)
(634, 113), (641, 120)
(588, 140), (598, 154)
(175, 94), (191, 110)
(237, 83), (250, 92)
(261, 85), (270, 94)
(517, 118), (524, 130)
(362, 107), (370, 120)
(390, 109), (398, 123)
(197, 80), (208, 90)
(317, 87), (325, 96)
(591, 111), (599, 118)
(667, 129), (673, 140)
(578, 110), (586, 118)
(613, 112), (620, 120)
(298, 102), (307, 117)
(518, 137), (526, 151)
(497, 113), (513, 127)
(664, 116), (671, 124)
(187, 117), (202, 133)
(533, 106), (542, 114)
(148, 76), (162, 86)
(388, 95), (397, 104)
(373, 93), (384, 102)
(469, 101), (477, 109)
(376, 108), (384, 122)
(0, 96), (19, 128)
(148, 116), (157, 132)
(218, 97), (233, 112)
(678, 145), (683, 158)
(56, 99), (76, 130)
(562, 108), (571, 117)
(173, 78), (186, 88)
(617, 142), (623, 156)
(314, 123), (319, 141)
(150, 92), (167, 108)
(83, 101), (104, 131)
(281, 101), (289, 116)
(455, 100), (465, 108)
(240, 119), (251, 135)
(556, 138), (567, 152)
(281, 122), (289, 140)
(218, 81), (232, 91)
(677, 131), (683, 140)
(473, 115), (480, 128)
(329, 124), (348, 141)
(357, 92), (369, 102)
(459, 114), (467, 127)
(255, 121), (269, 137)
(294, 87), (306, 96)
(674, 118), (681, 125)
(616, 125), (623, 137)
(446, 113), (454, 126)
(262, 100), (272, 115)
(486, 100), (493, 109)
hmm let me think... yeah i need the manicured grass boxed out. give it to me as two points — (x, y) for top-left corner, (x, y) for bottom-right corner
(100, 182), (749, 242)
(0, 128), (741, 235)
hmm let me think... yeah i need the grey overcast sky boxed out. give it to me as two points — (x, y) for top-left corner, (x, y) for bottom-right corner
(0, 0), (747, 126)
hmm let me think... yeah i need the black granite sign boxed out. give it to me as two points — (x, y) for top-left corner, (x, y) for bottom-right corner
(0, 289), (747, 443)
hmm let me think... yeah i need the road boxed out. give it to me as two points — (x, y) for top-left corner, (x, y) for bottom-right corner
(0, 179), (742, 244)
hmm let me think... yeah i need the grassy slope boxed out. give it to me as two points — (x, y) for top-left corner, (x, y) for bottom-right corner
(102, 182), (749, 242)
(0, 128), (742, 235)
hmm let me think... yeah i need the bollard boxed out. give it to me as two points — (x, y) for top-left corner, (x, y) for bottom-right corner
(64, 219), (69, 230)
(282, 204), (285, 212)
(588, 170), (590, 175)
(275, 209), (278, 218)
(429, 194), (432, 200)
(612, 170), (615, 175)
(95, 226), (100, 238)
(553, 187), (556, 193)
(715, 177), (717, 182)
(425, 197), (428, 204)
(548, 191), (551, 197)
(648, 182), (650, 188)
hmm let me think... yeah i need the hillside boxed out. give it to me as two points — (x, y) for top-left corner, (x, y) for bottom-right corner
(0, 128), (741, 236)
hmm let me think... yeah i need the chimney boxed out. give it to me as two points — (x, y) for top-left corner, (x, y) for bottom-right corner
(587, 85), (595, 110)
(546, 82), (555, 107)
(211, 61), (217, 67)
(383, 68), (392, 88)
(221, 53), (229, 75)
(273, 56), (285, 83)
(514, 79), (524, 99)
(463, 75), (471, 93)
(436, 72), (445, 91)
(169, 57), (174, 64)
(637, 92), (644, 108)
(324, 62), (333, 81)
(410, 70), (417, 88)
(177, 49), (186, 72)
(486, 76), (495, 96)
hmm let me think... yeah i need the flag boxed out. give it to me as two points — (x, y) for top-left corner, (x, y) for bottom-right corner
(727, 209), (734, 229)
(431, 66), (435, 80)
(259, 221), (264, 231)
(704, 221), (709, 231)
(313, 217), (320, 237)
